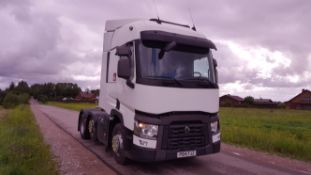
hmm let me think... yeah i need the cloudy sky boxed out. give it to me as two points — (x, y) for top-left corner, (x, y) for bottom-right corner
(0, 0), (310, 101)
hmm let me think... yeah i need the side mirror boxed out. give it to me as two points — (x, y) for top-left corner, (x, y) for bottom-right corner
(213, 58), (218, 67)
(213, 58), (218, 83)
(116, 45), (131, 56)
(117, 58), (131, 79)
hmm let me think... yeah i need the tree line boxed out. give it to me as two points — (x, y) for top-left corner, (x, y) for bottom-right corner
(0, 81), (81, 108)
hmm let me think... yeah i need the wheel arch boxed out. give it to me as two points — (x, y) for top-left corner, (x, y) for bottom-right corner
(110, 109), (124, 124)
(108, 109), (124, 147)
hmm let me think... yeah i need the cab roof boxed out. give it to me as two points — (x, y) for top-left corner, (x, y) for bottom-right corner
(103, 19), (216, 52)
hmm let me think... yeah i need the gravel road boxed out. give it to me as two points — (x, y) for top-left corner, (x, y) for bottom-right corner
(31, 103), (311, 175)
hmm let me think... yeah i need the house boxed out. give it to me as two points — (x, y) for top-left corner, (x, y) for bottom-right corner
(285, 89), (311, 110)
(253, 98), (278, 108)
(220, 94), (243, 107)
(75, 92), (98, 103)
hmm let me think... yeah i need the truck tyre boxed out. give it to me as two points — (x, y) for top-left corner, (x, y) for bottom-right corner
(88, 117), (98, 143)
(111, 123), (128, 165)
(79, 117), (90, 139)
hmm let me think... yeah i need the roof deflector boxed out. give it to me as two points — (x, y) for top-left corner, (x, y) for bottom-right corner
(141, 30), (217, 50)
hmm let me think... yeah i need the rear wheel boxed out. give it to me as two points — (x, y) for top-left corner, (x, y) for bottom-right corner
(79, 117), (90, 139)
(88, 117), (98, 142)
(111, 123), (128, 165)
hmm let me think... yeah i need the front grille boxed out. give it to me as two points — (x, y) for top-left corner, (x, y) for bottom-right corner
(163, 122), (207, 150)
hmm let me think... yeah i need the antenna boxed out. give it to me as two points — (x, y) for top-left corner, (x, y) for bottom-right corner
(188, 8), (197, 31)
(152, 0), (161, 22)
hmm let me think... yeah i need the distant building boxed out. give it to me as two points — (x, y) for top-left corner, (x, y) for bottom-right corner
(220, 94), (243, 107)
(75, 92), (98, 103)
(253, 98), (278, 108)
(285, 89), (311, 110)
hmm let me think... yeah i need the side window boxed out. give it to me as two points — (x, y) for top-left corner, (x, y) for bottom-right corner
(107, 49), (118, 83)
(193, 57), (210, 78)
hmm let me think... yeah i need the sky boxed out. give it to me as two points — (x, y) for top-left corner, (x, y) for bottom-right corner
(0, 0), (310, 101)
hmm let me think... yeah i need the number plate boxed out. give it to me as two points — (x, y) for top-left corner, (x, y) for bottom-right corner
(177, 150), (197, 158)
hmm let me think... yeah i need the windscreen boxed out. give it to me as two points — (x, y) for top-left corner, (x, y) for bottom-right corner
(136, 41), (217, 88)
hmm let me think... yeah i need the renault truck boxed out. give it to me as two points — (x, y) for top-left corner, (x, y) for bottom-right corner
(78, 18), (221, 164)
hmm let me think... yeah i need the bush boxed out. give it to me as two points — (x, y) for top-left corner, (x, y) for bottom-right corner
(2, 93), (30, 108)
(3, 92), (19, 108)
(37, 95), (48, 103)
(18, 93), (30, 104)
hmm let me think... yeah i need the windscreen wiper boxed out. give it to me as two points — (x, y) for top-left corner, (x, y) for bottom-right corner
(183, 77), (215, 87)
(146, 76), (183, 87)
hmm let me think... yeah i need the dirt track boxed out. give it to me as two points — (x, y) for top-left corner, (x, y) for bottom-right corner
(31, 102), (116, 175)
(31, 102), (311, 175)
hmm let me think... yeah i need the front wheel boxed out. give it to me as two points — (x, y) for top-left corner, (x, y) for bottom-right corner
(111, 124), (128, 165)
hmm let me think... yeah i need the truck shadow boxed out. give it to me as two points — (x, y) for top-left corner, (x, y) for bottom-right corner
(129, 158), (206, 174)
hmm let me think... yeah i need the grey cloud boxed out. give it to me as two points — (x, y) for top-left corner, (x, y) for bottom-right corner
(0, 0), (310, 100)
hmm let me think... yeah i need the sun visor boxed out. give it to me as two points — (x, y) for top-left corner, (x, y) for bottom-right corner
(140, 30), (217, 50)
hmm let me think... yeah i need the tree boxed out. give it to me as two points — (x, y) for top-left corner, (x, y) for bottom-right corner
(8, 82), (15, 91)
(15, 81), (30, 94)
(30, 84), (43, 99)
(55, 83), (81, 98)
(43, 83), (56, 98)
(243, 96), (254, 105)
(0, 88), (4, 104)
(91, 89), (100, 96)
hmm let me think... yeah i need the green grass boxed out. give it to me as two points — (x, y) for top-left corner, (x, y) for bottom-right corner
(47, 101), (97, 111)
(220, 107), (311, 161)
(0, 105), (59, 175)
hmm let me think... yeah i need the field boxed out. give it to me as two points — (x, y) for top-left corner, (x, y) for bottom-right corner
(47, 102), (311, 162)
(47, 101), (97, 111)
(220, 107), (311, 161)
(0, 105), (59, 175)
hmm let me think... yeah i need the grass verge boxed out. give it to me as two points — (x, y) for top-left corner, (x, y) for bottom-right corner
(220, 107), (311, 161)
(47, 101), (97, 111)
(0, 105), (59, 175)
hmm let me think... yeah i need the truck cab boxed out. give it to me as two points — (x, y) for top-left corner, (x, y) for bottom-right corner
(78, 18), (221, 164)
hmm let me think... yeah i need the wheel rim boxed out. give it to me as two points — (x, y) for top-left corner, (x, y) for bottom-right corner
(80, 121), (85, 133)
(88, 119), (94, 138)
(112, 134), (122, 156)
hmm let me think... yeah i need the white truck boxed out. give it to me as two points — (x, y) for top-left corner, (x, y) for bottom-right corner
(78, 18), (221, 164)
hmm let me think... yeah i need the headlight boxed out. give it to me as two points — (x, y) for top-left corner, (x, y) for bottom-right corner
(211, 121), (219, 133)
(134, 120), (158, 140)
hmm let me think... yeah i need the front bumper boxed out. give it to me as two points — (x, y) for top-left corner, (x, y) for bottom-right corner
(125, 140), (220, 162)
(122, 111), (221, 162)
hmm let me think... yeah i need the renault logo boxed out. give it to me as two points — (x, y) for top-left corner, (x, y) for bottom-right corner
(184, 126), (191, 134)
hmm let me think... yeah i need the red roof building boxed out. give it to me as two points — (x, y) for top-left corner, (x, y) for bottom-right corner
(75, 92), (98, 103)
(285, 89), (311, 110)
(220, 94), (243, 107)
(253, 98), (278, 108)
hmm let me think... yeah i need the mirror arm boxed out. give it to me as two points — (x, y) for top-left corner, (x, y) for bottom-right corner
(126, 79), (135, 89)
